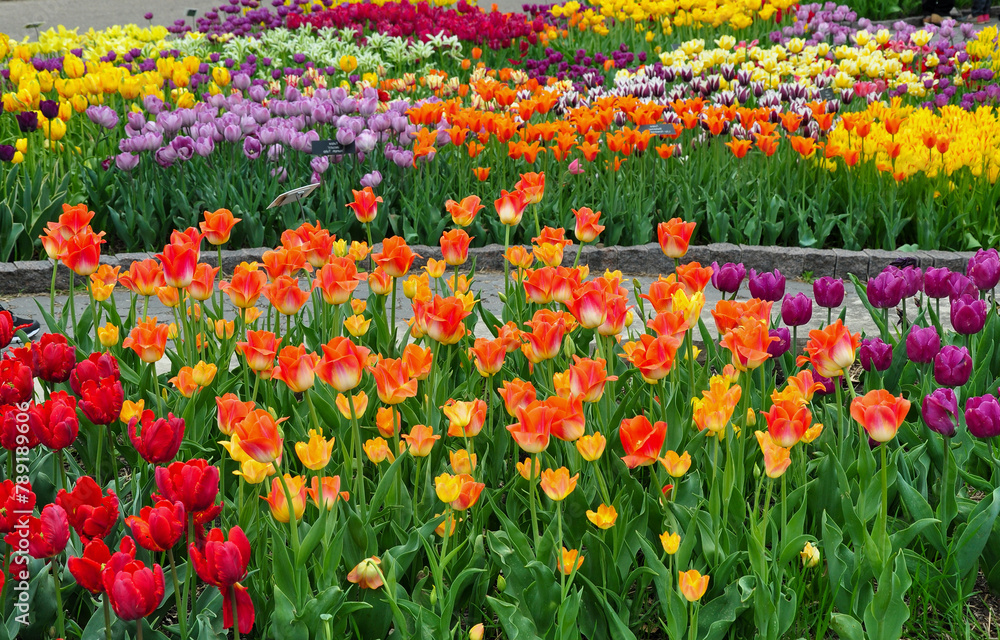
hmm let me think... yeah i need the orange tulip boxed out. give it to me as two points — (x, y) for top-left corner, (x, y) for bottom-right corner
(364, 437), (394, 464)
(89, 264), (120, 302)
(558, 548), (584, 575)
(122, 316), (170, 363)
(506, 400), (557, 453)
(850, 390), (911, 443)
(725, 138), (753, 158)
(156, 239), (199, 288)
(237, 330), (281, 375)
(619, 415), (667, 468)
(368, 268), (394, 296)
(263, 275), (311, 316)
(517, 457), (542, 481)
(659, 450), (691, 477)
(711, 298), (773, 335)
(573, 207), (604, 243)
(639, 276), (684, 314)
(316, 337), (370, 392)
(761, 399), (812, 448)
(440, 229), (473, 266)
(565, 282), (607, 330)
(418, 295), (471, 345)
(216, 393), (255, 435)
(624, 333), (683, 382)
(472, 166), (490, 181)
(262, 247), (310, 280)
(576, 432), (606, 461)
(785, 370), (827, 404)
(450, 474), (485, 511)
(540, 467), (578, 501)
(755, 431), (792, 478)
(61, 227), (106, 276)
(445, 195), (485, 227)
(797, 320), (862, 379)
(263, 474), (307, 522)
(312, 257), (363, 305)
(515, 172), (545, 204)
(720, 318), (776, 371)
(373, 237), (419, 279)
(586, 504), (618, 529)
(346, 187), (382, 223)
(199, 208), (240, 245)
(468, 337), (506, 376)
(375, 406), (399, 438)
(567, 356), (616, 403)
(402, 424), (440, 457)
(544, 394), (585, 441)
(335, 391), (368, 421)
(308, 475), (349, 509)
(678, 569), (710, 602)
(692, 374), (742, 434)
(520, 314), (566, 363)
(295, 429), (336, 470)
(498, 379), (537, 417)
(443, 399), (488, 437)
(657, 218), (696, 259)
(185, 263), (219, 302)
(119, 259), (165, 297)
(372, 358), (418, 404)
(235, 408), (286, 464)
(495, 189), (529, 226)
(449, 449), (478, 474)
(271, 345), (319, 393)
(347, 557), (383, 589)
(219, 261), (267, 309)
(170, 367), (200, 397)
(675, 262), (713, 294)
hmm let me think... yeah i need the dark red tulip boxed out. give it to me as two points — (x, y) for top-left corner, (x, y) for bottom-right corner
(0, 358), (33, 405)
(56, 476), (119, 543)
(126, 500), (185, 552)
(101, 544), (166, 620)
(128, 410), (185, 464)
(189, 526), (254, 634)
(0, 311), (12, 350)
(78, 377), (124, 425)
(1, 403), (40, 451)
(69, 537), (138, 594)
(0, 479), (35, 534)
(29, 391), (79, 450)
(154, 459), (222, 525)
(3, 503), (70, 558)
(69, 352), (121, 396)
(20, 334), (77, 383)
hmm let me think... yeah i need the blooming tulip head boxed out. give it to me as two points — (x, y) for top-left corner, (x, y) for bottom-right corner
(923, 267), (953, 299)
(950, 295), (988, 335)
(850, 390), (911, 443)
(586, 504), (618, 529)
(101, 546), (166, 620)
(199, 209), (240, 246)
(710, 262), (745, 294)
(968, 249), (1000, 291)
(859, 338), (893, 372)
(263, 475), (307, 523)
(56, 476), (118, 543)
(812, 276), (845, 308)
(921, 388), (958, 437)
(906, 326), (941, 363)
(678, 569), (709, 602)
(619, 415), (667, 468)
(346, 187), (382, 224)
(933, 345), (972, 387)
(657, 218), (696, 259)
(965, 395), (1000, 439)
(781, 293), (813, 327)
(748, 269), (785, 302)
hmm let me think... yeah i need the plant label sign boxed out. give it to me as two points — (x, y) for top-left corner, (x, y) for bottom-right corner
(186, 9), (198, 17)
(639, 123), (677, 136)
(819, 87), (837, 101)
(267, 183), (320, 209)
(311, 139), (356, 156)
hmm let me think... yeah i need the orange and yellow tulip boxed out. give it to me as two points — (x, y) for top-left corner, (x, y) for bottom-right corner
(850, 390), (911, 443)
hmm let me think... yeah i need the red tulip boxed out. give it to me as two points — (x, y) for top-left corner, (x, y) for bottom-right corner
(189, 526), (254, 634)
(619, 415), (667, 468)
(3, 504), (69, 558)
(78, 376), (124, 425)
(69, 537), (127, 594)
(154, 459), (222, 525)
(56, 476), (119, 542)
(69, 352), (120, 396)
(0, 480), (36, 534)
(19, 334), (77, 383)
(0, 358), (33, 405)
(101, 544), (166, 620)
(1, 403), (40, 451)
(29, 391), (79, 450)
(126, 500), (186, 552)
(0, 311), (13, 349)
(128, 410), (185, 464)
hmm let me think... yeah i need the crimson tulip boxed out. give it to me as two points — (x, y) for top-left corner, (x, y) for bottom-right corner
(29, 391), (79, 450)
(189, 526), (255, 634)
(0, 311), (12, 349)
(126, 500), (186, 552)
(22, 334), (77, 383)
(4, 503), (69, 558)
(101, 543), (166, 620)
(69, 352), (120, 396)
(0, 480), (36, 534)
(128, 410), (185, 464)
(78, 376), (124, 425)
(154, 459), (222, 526)
(68, 536), (136, 594)
(0, 358), (33, 405)
(56, 476), (119, 542)
(1, 403), (40, 450)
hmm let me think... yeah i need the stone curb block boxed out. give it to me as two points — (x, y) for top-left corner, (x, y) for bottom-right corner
(0, 244), (976, 296)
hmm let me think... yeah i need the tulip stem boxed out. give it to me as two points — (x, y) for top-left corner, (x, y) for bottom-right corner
(49, 261), (57, 319)
(51, 558), (65, 638)
(232, 590), (241, 640)
(184, 515), (195, 634)
(390, 279), (398, 356)
(103, 595), (112, 640)
(557, 501), (566, 597)
(108, 424), (122, 498)
(277, 466), (302, 559)
(503, 226), (511, 296)
(529, 457), (540, 549)
(688, 602), (699, 640)
(835, 377), (846, 450)
(347, 395), (367, 517)
(69, 273), (78, 341)
(168, 548), (187, 640)
(880, 444), (889, 548)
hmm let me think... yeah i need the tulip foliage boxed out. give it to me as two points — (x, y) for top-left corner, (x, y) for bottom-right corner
(4, 183), (1000, 640)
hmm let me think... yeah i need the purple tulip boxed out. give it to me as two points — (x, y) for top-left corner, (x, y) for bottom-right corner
(905, 326), (941, 363)
(0, 145), (14, 162)
(86, 105), (119, 130)
(965, 395), (1000, 438)
(115, 152), (140, 171)
(923, 267), (953, 298)
(748, 269), (785, 302)
(934, 345), (972, 387)
(710, 262), (746, 294)
(39, 100), (59, 119)
(866, 270), (905, 308)
(16, 112), (38, 133)
(968, 249), (1000, 291)
(895, 266), (923, 298)
(781, 293), (813, 327)
(922, 388), (958, 437)
(336, 128), (356, 146)
(767, 328), (790, 358)
(360, 171), (382, 189)
(950, 294), (988, 335)
(193, 137), (215, 157)
(859, 337), (893, 371)
(224, 124), (242, 144)
(948, 273), (979, 300)
(813, 276), (845, 308)
(154, 146), (177, 167)
(811, 369), (835, 396)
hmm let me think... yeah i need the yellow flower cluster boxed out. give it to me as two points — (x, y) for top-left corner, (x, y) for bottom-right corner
(967, 25), (1000, 73)
(552, 0), (798, 34)
(827, 102), (1000, 182)
(3, 24), (178, 61)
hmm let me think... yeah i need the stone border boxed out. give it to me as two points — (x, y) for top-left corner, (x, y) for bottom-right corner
(0, 243), (974, 296)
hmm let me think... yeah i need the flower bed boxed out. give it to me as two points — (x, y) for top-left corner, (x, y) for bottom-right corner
(3, 170), (1000, 638)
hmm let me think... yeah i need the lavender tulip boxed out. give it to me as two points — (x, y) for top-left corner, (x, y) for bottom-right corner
(360, 171), (382, 189)
(115, 152), (140, 171)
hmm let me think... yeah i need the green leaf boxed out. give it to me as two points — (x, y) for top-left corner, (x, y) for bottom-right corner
(863, 551), (911, 640)
(486, 596), (540, 639)
(953, 485), (1000, 578)
(829, 613), (865, 640)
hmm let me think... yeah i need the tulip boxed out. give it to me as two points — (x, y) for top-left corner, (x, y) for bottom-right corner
(781, 293), (813, 326)
(271, 345), (318, 393)
(440, 229), (473, 266)
(29, 391), (78, 450)
(220, 262), (267, 309)
(692, 374), (742, 435)
(495, 189), (529, 226)
(813, 276), (845, 308)
(468, 338), (506, 377)
(934, 345), (972, 387)
(374, 237), (419, 279)
(678, 569), (710, 602)
(419, 295), (471, 345)
(295, 429), (335, 470)
(9, 504), (70, 558)
(402, 424), (440, 457)
(373, 358), (419, 404)
(445, 195), (485, 227)
(761, 400), (812, 447)
(557, 547), (584, 575)
(126, 500), (185, 552)
(122, 317), (170, 363)
(866, 270), (906, 309)
(859, 337), (893, 371)
(659, 450), (692, 477)
(923, 267), (953, 299)
(443, 399), (487, 438)
(748, 269), (786, 302)
(710, 262), (745, 294)
(186, 263), (219, 302)
(348, 557), (384, 589)
(801, 542), (821, 568)
(950, 294), (988, 335)
(316, 337), (370, 392)
(620, 415), (667, 468)
(754, 431), (792, 478)
(507, 400), (558, 453)
(767, 328), (791, 358)
(189, 526), (255, 634)
(21, 334), (76, 384)
(237, 331), (281, 375)
(157, 241), (199, 289)
(965, 395), (1000, 438)
(68, 537), (122, 594)
(567, 356), (616, 403)
(0, 358), (33, 405)
(657, 218), (696, 259)
(199, 208), (241, 246)
(540, 467), (578, 501)
(850, 390), (911, 443)
(626, 333), (683, 382)
(450, 474), (485, 511)
(78, 376), (124, 426)
(968, 249), (1000, 291)
(586, 504), (618, 529)
(515, 172), (546, 205)
(573, 207), (605, 243)
(922, 388), (959, 437)
(56, 476), (118, 543)
(101, 546), (165, 620)
(154, 459), (221, 523)
(905, 326), (941, 363)
(660, 531), (681, 555)
(61, 228), (106, 276)
(128, 411), (185, 464)
(263, 475), (307, 522)
(797, 320), (862, 379)
(309, 476), (349, 510)
(346, 187), (382, 224)
(720, 318), (776, 371)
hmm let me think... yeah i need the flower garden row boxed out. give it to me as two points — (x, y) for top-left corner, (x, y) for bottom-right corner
(2, 0), (1000, 261)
